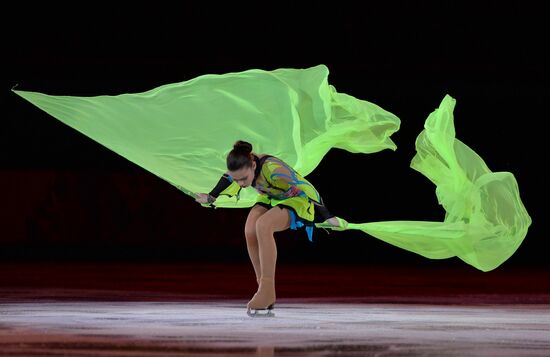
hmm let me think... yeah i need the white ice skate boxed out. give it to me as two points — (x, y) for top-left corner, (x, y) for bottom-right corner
(247, 303), (275, 317)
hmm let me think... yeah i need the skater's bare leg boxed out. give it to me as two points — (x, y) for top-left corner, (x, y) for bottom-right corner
(244, 205), (269, 285)
(247, 206), (290, 311)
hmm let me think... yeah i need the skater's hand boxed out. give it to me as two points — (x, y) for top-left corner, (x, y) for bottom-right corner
(195, 193), (214, 204)
(316, 217), (348, 231)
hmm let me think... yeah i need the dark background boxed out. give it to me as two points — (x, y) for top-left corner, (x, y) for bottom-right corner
(1, 2), (546, 269)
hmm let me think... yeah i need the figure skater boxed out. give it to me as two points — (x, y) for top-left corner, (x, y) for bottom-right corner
(195, 140), (345, 317)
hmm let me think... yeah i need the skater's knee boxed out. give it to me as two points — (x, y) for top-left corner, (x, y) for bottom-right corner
(244, 224), (257, 242)
(244, 205), (268, 241)
(256, 207), (290, 235)
(255, 216), (275, 236)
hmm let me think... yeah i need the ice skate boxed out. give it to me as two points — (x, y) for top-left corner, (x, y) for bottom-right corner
(246, 303), (275, 317)
(246, 277), (276, 317)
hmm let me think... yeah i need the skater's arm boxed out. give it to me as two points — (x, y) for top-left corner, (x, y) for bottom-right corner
(195, 173), (233, 204)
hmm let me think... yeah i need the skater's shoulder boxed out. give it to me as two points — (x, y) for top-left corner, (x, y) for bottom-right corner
(257, 154), (285, 166)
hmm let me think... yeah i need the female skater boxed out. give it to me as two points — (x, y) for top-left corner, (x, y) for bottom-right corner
(195, 140), (343, 317)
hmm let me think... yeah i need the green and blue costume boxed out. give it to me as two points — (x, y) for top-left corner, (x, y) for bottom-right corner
(209, 154), (335, 241)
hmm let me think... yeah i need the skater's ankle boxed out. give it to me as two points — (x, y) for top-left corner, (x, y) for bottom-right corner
(259, 276), (274, 283)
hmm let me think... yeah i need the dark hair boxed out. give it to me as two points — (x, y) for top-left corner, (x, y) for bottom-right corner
(227, 140), (253, 171)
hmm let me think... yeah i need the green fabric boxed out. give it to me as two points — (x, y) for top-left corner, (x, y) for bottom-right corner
(317, 95), (532, 271)
(13, 64), (399, 208)
(13, 65), (530, 272)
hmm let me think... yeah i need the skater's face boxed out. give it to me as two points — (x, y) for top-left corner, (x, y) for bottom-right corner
(229, 161), (256, 188)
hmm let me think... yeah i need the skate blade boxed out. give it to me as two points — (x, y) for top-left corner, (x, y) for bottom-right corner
(246, 304), (275, 318)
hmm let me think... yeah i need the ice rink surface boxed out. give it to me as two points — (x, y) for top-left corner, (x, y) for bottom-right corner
(1, 263), (549, 356)
(1, 300), (550, 356)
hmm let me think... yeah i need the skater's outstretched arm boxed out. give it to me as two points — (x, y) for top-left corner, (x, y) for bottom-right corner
(195, 172), (233, 204)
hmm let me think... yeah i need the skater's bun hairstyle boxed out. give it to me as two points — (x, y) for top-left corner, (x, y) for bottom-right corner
(227, 140), (253, 171)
